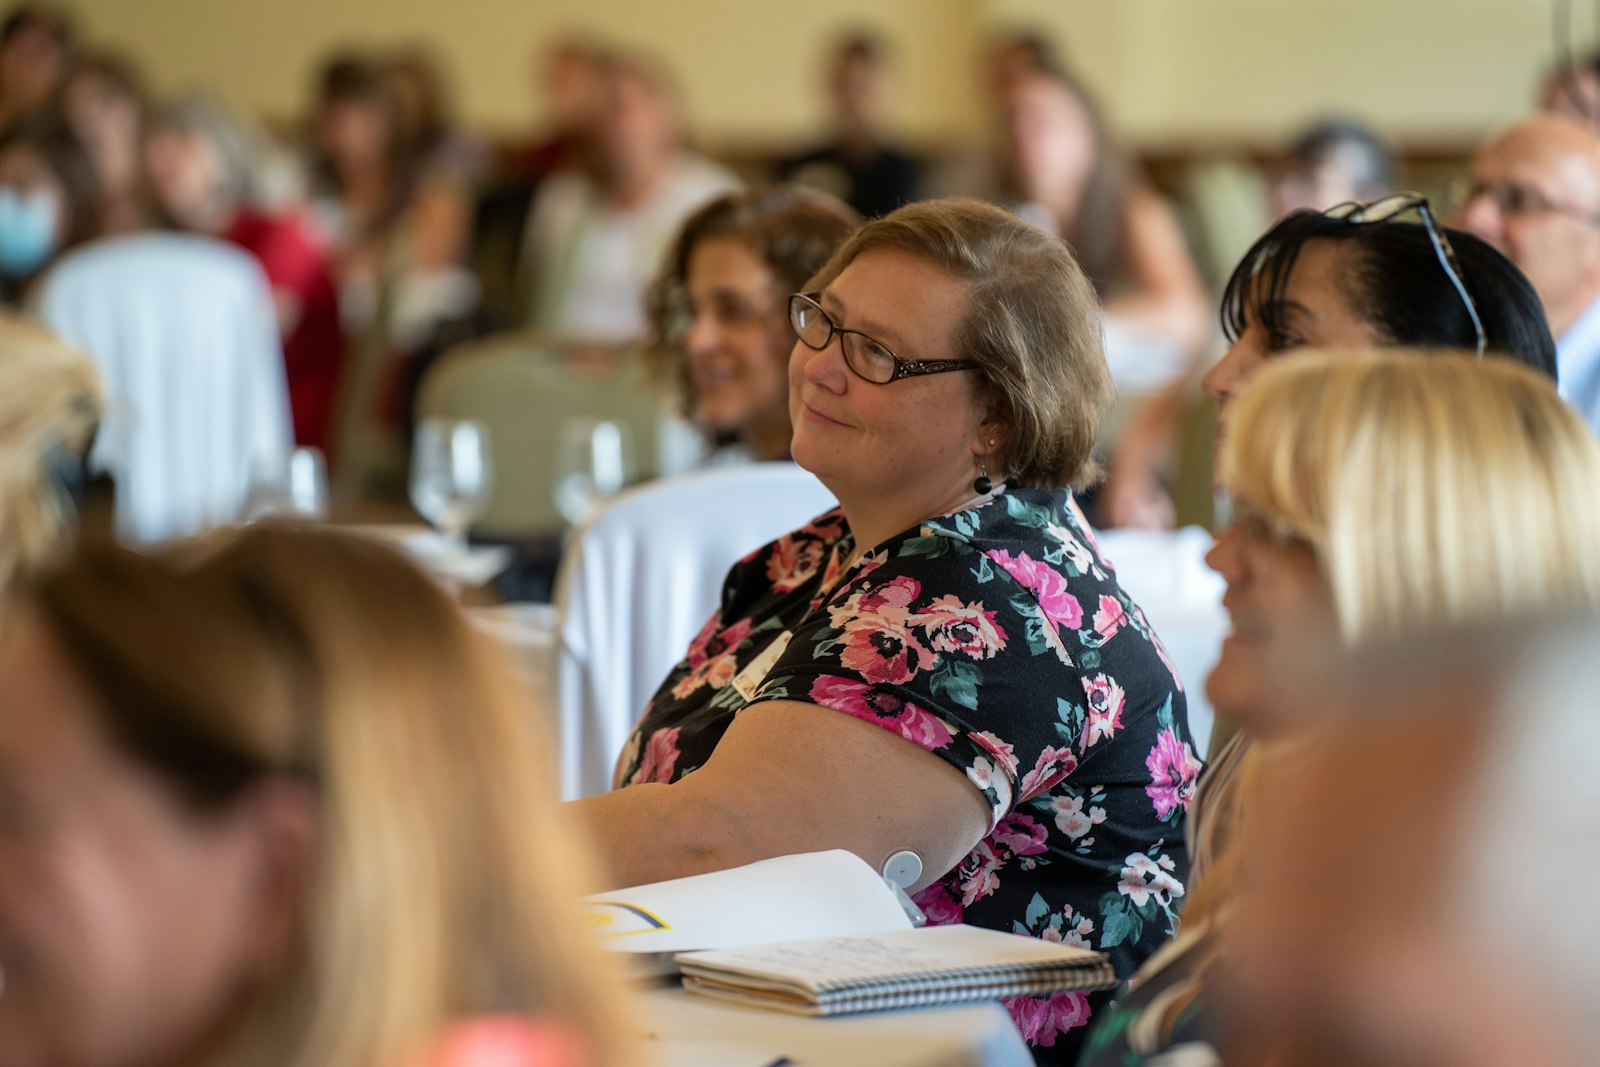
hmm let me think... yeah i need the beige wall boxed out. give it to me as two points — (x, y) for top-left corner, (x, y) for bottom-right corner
(71, 0), (1574, 149)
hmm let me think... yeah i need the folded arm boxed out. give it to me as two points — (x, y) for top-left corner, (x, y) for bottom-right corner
(570, 699), (993, 893)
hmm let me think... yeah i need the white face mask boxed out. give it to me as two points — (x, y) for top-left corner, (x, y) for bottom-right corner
(0, 186), (59, 278)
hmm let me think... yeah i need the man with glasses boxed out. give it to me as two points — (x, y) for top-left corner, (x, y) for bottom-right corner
(1458, 113), (1600, 433)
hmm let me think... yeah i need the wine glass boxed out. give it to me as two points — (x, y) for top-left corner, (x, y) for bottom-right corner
(410, 419), (493, 555)
(552, 418), (630, 526)
(240, 447), (329, 522)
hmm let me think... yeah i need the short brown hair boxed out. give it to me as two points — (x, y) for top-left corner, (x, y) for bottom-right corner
(806, 197), (1111, 487)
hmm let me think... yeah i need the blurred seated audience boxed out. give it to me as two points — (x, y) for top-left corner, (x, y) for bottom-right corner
(0, 524), (631, 1067)
(60, 49), (148, 236)
(1102, 194), (1557, 528)
(146, 94), (345, 453)
(0, 3), (72, 138)
(0, 312), (98, 603)
(1080, 351), (1600, 1064)
(574, 199), (1197, 1063)
(1266, 116), (1392, 219)
(647, 186), (860, 463)
(998, 63), (1210, 355)
(776, 32), (923, 219)
(1457, 113), (1600, 434)
(521, 49), (737, 348)
(0, 114), (100, 302)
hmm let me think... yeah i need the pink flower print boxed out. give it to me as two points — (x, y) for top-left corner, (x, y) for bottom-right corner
(1005, 991), (1093, 1048)
(1117, 852), (1185, 908)
(765, 535), (825, 592)
(808, 675), (954, 751)
(1016, 746), (1079, 804)
(966, 755), (1013, 816)
(1145, 727), (1203, 820)
(633, 727), (682, 785)
(1080, 673), (1127, 750)
(971, 730), (1020, 779)
(986, 550), (1084, 631)
(838, 611), (935, 684)
(669, 616), (753, 700)
(958, 839), (1005, 905)
(1091, 595), (1126, 640)
(911, 878), (965, 926)
(991, 813), (1049, 859)
(913, 594), (1008, 659)
(826, 571), (918, 628)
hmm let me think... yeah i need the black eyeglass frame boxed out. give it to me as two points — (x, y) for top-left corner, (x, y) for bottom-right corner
(788, 292), (981, 384)
(1323, 193), (1488, 357)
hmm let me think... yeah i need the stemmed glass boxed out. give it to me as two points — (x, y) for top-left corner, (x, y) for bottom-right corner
(240, 447), (329, 521)
(552, 418), (630, 526)
(410, 419), (493, 556)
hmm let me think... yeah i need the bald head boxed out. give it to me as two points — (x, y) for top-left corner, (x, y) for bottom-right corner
(1459, 113), (1600, 338)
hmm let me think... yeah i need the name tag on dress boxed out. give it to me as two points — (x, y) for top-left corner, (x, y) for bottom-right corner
(730, 630), (793, 703)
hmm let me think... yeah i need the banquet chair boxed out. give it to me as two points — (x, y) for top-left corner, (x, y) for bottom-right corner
(553, 462), (837, 799)
(415, 333), (691, 537)
(1092, 525), (1224, 755)
(38, 233), (292, 543)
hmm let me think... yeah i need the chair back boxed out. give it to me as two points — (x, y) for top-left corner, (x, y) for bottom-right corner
(416, 334), (688, 536)
(38, 233), (291, 542)
(553, 462), (837, 798)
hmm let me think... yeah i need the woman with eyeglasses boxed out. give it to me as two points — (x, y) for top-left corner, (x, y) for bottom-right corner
(1077, 350), (1600, 1067)
(647, 186), (861, 463)
(572, 198), (1198, 1063)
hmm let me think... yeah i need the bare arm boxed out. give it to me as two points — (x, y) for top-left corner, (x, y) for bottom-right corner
(570, 699), (993, 893)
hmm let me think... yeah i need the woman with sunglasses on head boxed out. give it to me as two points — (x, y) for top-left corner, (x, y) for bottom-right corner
(1078, 350), (1600, 1067)
(573, 198), (1199, 1063)
(1102, 195), (1557, 528)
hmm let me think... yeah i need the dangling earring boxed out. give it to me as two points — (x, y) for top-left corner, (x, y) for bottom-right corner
(973, 437), (996, 495)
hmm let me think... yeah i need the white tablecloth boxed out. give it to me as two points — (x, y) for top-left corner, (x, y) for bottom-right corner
(633, 986), (1033, 1067)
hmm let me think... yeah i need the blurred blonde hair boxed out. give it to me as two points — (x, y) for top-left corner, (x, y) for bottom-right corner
(0, 313), (99, 597)
(1218, 350), (1600, 643)
(1185, 351), (1600, 934)
(24, 524), (632, 1067)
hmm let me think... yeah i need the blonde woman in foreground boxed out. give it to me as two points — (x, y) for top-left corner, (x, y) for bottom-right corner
(1078, 350), (1600, 1066)
(0, 524), (632, 1067)
(0, 312), (100, 600)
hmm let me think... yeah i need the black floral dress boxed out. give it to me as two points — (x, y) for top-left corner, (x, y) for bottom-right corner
(615, 487), (1200, 1063)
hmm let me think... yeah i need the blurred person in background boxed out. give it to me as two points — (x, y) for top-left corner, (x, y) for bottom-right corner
(145, 94), (345, 453)
(1457, 112), (1600, 434)
(1266, 117), (1392, 219)
(1079, 351), (1600, 1065)
(60, 50), (148, 236)
(777, 32), (923, 220)
(522, 49), (737, 349)
(0, 524), (632, 1067)
(1103, 195), (1558, 528)
(306, 51), (475, 356)
(386, 43), (487, 185)
(0, 4), (72, 138)
(647, 185), (860, 463)
(0, 312), (98, 605)
(1541, 51), (1600, 127)
(0, 114), (101, 302)
(470, 36), (606, 330)
(998, 63), (1209, 355)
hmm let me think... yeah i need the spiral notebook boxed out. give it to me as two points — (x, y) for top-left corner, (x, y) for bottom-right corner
(676, 923), (1118, 1016)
